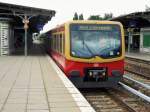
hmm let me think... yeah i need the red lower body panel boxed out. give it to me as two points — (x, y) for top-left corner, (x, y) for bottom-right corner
(50, 50), (124, 88)
(50, 51), (124, 77)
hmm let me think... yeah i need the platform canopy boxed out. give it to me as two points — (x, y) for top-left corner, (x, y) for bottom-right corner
(112, 11), (150, 28)
(0, 2), (56, 32)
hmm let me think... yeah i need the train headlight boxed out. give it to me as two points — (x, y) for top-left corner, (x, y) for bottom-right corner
(89, 72), (92, 76)
(102, 72), (105, 76)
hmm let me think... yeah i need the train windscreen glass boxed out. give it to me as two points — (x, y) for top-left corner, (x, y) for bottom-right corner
(70, 24), (122, 59)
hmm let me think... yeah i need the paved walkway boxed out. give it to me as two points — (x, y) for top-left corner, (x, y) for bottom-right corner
(0, 55), (94, 112)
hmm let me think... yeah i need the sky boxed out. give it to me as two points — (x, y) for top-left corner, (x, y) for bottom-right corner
(0, 0), (150, 33)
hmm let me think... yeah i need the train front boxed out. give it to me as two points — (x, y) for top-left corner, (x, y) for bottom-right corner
(65, 21), (125, 88)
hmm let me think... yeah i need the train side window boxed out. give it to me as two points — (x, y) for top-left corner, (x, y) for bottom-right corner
(56, 34), (58, 52)
(61, 34), (63, 54)
(63, 34), (65, 55)
(54, 35), (56, 51)
(57, 34), (60, 52)
(58, 34), (60, 52)
(53, 35), (55, 50)
(52, 37), (54, 50)
(58, 34), (60, 53)
(52, 36), (54, 50)
(55, 35), (57, 51)
(51, 35), (54, 50)
(58, 33), (62, 54)
(56, 34), (59, 52)
(52, 35), (54, 50)
(60, 34), (62, 54)
(49, 37), (52, 48)
(57, 34), (59, 52)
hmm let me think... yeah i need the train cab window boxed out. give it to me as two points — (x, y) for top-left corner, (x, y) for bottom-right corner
(70, 24), (121, 59)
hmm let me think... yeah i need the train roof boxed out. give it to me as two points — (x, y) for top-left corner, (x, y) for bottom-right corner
(65, 20), (122, 24)
(55, 20), (122, 27)
(47, 20), (123, 33)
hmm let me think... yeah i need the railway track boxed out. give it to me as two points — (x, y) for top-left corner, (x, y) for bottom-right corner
(80, 57), (150, 112)
(80, 79), (150, 112)
(124, 56), (150, 96)
(125, 57), (150, 79)
(81, 86), (150, 112)
(81, 89), (128, 112)
(79, 56), (150, 112)
(123, 71), (150, 96)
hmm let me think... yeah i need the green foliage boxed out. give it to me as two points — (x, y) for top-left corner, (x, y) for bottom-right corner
(88, 15), (103, 20)
(103, 13), (113, 20)
(73, 12), (78, 20)
(79, 14), (84, 20)
(88, 13), (113, 20)
(73, 13), (84, 20)
(145, 5), (150, 11)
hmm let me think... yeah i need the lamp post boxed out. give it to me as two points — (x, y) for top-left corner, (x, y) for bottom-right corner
(23, 16), (29, 56)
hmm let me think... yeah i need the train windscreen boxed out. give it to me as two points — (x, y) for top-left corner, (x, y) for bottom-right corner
(70, 24), (122, 59)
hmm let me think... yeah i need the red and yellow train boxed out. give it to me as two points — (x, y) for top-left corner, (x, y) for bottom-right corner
(45, 20), (125, 88)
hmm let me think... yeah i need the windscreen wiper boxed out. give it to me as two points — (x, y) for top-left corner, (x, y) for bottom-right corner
(82, 40), (95, 58)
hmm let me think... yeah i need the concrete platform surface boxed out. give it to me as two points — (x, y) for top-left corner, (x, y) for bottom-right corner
(126, 52), (150, 62)
(0, 55), (95, 112)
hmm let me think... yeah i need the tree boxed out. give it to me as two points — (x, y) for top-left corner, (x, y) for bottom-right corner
(73, 12), (78, 20)
(88, 15), (103, 20)
(103, 13), (113, 20)
(145, 5), (150, 11)
(88, 13), (113, 20)
(79, 14), (84, 20)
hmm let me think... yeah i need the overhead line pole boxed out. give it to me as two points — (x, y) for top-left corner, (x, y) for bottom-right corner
(13, 12), (29, 56)
(23, 15), (29, 56)
(23, 15), (37, 56)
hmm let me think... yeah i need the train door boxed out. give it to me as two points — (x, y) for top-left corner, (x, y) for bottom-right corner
(132, 35), (140, 52)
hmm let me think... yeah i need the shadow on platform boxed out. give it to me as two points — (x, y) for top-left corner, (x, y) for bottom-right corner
(12, 44), (46, 56)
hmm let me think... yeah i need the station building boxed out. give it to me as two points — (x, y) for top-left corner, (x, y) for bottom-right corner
(0, 2), (55, 56)
(112, 11), (150, 54)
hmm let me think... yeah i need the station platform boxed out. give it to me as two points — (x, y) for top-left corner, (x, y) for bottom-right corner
(125, 52), (150, 62)
(0, 52), (95, 111)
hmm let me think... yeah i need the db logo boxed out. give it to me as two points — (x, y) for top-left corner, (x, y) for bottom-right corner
(93, 63), (99, 67)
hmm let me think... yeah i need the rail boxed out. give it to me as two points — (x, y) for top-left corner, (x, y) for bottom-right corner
(119, 82), (150, 103)
(123, 75), (150, 90)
